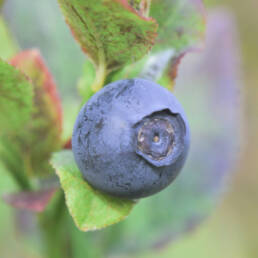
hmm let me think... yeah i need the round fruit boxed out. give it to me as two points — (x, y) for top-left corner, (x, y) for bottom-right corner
(72, 78), (190, 199)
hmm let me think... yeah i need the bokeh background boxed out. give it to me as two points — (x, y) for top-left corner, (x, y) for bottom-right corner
(0, 0), (257, 257)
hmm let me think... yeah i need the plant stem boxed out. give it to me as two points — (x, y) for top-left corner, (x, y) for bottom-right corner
(39, 192), (70, 258)
(92, 50), (107, 93)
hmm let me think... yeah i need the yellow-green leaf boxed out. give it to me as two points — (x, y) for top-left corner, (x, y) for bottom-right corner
(51, 150), (135, 231)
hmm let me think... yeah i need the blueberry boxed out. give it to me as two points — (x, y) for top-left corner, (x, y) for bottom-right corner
(72, 78), (190, 199)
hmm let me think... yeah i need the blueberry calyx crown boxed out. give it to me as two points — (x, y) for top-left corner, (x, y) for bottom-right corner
(136, 116), (174, 161)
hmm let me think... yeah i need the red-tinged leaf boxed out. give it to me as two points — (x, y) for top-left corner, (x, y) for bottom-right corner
(58, 0), (157, 74)
(168, 53), (187, 83)
(5, 49), (63, 176)
(157, 52), (188, 91)
(63, 138), (72, 149)
(10, 49), (62, 132)
(0, 59), (33, 134)
(2, 188), (57, 212)
(140, 0), (206, 90)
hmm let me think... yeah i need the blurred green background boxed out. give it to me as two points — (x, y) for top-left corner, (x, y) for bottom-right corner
(154, 1), (258, 257)
(0, 0), (257, 257)
(141, 1), (258, 257)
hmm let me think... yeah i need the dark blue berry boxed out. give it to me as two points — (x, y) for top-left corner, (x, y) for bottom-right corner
(72, 78), (190, 199)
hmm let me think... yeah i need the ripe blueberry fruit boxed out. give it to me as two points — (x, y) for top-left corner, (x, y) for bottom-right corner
(72, 78), (190, 199)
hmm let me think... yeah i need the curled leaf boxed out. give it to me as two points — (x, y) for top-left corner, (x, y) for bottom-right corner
(157, 51), (187, 91)
(148, 0), (206, 89)
(140, 49), (175, 81)
(51, 150), (135, 231)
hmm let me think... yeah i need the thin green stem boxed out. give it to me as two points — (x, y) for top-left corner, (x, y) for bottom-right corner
(39, 192), (70, 258)
(92, 50), (107, 93)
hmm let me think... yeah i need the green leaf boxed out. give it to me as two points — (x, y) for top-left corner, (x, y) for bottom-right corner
(58, 0), (157, 91)
(0, 59), (33, 134)
(151, 0), (206, 53)
(51, 150), (135, 231)
(0, 59), (33, 188)
(8, 49), (63, 177)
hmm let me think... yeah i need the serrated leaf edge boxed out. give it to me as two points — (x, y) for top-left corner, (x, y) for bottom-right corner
(51, 157), (135, 232)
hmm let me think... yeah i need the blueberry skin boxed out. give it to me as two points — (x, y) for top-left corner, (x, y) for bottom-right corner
(72, 78), (190, 199)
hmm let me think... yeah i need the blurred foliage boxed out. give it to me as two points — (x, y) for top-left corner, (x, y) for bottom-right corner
(150, 0), (205, 52)
(0, 0), (257, 257)
(148, 0), (258, 257)
(3, 0), (85, 98)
